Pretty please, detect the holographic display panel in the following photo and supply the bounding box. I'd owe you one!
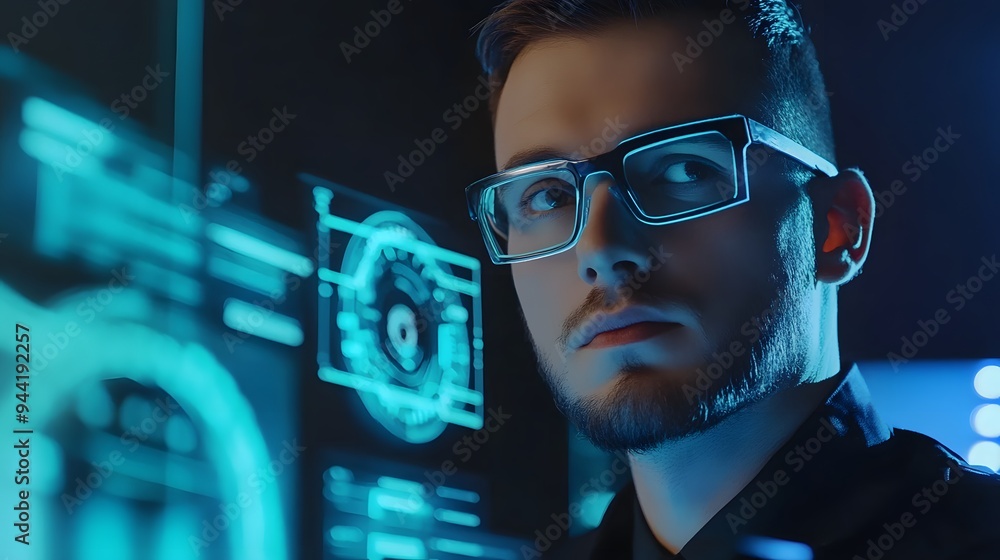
[0,50,302,560]
[311,177,485,444]
[321,450,525,560]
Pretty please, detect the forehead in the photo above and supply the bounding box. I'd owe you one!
[493,18,765,171]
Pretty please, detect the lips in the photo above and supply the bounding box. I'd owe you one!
[586,321,683,349]
[567,304,689,350]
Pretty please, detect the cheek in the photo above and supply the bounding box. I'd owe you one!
[675,208,762,269]
[671,208,782,313]
[512,261,571,341]
[512,263,544,320]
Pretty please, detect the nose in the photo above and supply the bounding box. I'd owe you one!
[574,171,654,287]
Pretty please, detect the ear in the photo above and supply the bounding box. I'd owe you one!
[809,168,875,286]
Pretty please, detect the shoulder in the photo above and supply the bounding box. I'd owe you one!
[888,428,1000,492]
[883,428,1000,555]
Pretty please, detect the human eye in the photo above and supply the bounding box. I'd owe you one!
[518,179,576,218]
[641,155,733,204]
[655,158,727,185]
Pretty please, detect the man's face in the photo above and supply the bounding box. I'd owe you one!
[493,19,823,452]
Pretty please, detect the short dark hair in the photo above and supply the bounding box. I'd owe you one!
[474,0,836,163]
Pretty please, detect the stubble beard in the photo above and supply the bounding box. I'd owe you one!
[525,200,816,454]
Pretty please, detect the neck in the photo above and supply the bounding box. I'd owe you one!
[628,367,841,554]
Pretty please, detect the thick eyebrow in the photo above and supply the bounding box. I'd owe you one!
[501,147,571,172]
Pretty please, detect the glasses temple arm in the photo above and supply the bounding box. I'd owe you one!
[748,120,838,178]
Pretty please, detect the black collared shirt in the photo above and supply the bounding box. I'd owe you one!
[549,363,1000,559]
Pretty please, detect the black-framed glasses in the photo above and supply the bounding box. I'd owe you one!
[465,114,838,265]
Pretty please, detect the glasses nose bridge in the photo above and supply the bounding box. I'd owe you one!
[581,169,618,206]
[579,169,632,224]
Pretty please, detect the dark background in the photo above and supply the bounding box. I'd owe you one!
[2,0,997,553]
[4,0,996,364]
[197,0,997,364]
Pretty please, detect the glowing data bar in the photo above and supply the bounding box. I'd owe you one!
[377,476,425,495]
[207,255,286,297]
[435,486,480,503]
[22,96,116,153]
[318,266,359,289]
[429,537,485,557]
[329,525,364,544]
[438,407,484,430]
[367,532,427,560]
[222,298,304,347]
[370,488,428,518]
[206,223,314,277]
[434,508,481,527]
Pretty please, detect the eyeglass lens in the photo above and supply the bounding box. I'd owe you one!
[482,131,738,259]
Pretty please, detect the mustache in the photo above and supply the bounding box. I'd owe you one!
[556,287,679,351]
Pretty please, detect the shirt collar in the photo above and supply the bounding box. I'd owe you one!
[620,362,892,560]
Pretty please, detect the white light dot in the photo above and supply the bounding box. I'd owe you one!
[974,365,1000,399]
[971,404,1000,438]
[968,441,1000,472]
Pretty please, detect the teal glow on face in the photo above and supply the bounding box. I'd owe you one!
[313,187,485,444]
